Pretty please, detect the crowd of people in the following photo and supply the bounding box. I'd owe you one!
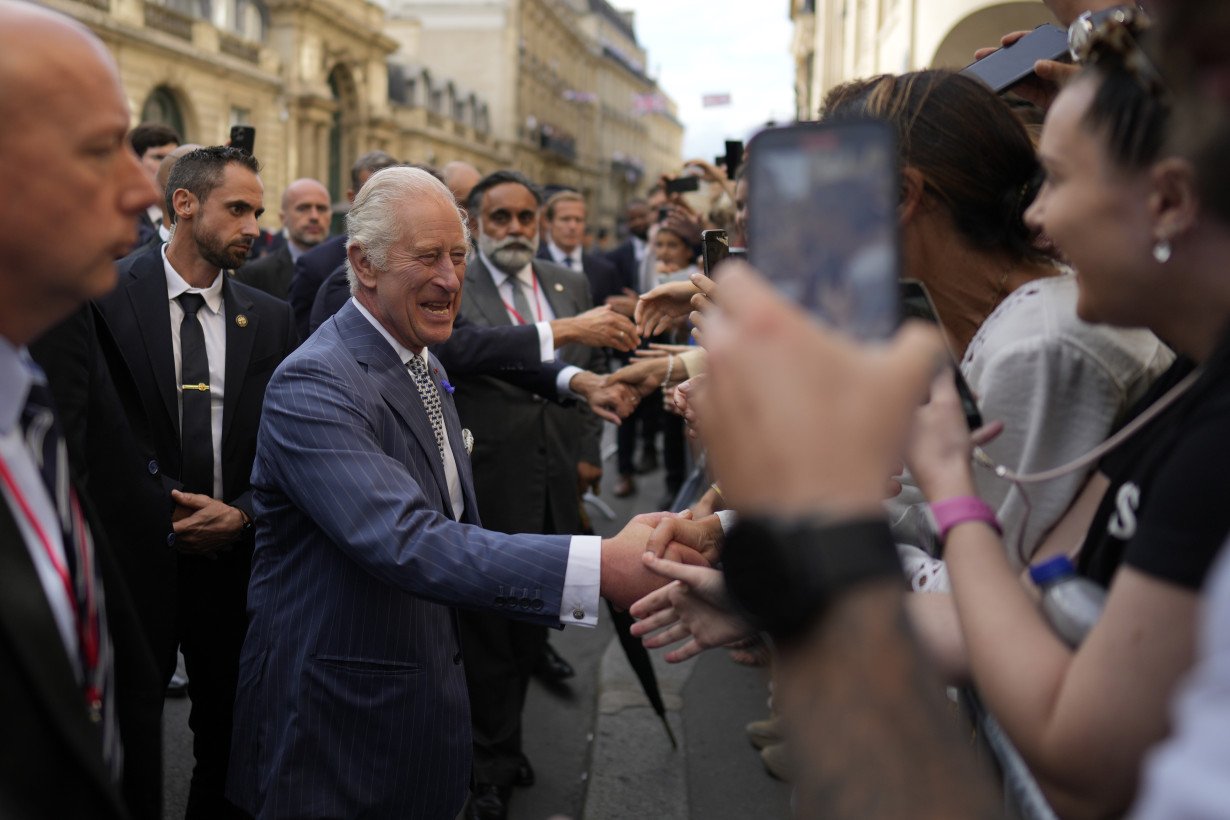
[4,0,1230,818]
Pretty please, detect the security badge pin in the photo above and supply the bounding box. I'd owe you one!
[553,283,564,292]
[235,314,248,328]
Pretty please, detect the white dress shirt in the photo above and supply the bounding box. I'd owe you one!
[350,297,600,626]
[546,239,582,272]
[162,246,226,500]
[0,339,80,673]
[477,249,582,398]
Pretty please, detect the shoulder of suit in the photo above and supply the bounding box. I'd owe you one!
[584,252,617,272]
[226,275,293,314]
[114,242,163,279]
[534,257,584,283]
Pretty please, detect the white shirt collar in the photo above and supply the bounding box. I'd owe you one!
[547,239,579,267]
[0,336,34,435]
[350,296,429,367]
[162,245,224,314]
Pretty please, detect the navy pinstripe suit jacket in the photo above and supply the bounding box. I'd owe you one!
[227,301,574,819]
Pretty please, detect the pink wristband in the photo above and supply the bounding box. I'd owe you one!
[930,495,1001,543]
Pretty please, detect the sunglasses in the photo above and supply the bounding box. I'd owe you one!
[1068,5,1166,92]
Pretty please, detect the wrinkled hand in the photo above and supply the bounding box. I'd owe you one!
[905,373,1004,503]
[171,490,246,554]
[605,288,639,318]
[673,374,705,439]
[577,461,603,495]
[554,305,638,352]
[697,263,946,518]
[600,512,710,611]
[635,280,701,337]
[629,554,754,663]
[647,512,725,564]
[605,357,668,399]
[973,30,1077,111]
[570,370,640,424]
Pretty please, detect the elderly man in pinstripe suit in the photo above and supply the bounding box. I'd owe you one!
[226,167,706,820]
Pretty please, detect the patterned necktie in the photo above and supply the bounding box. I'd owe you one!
[505,273,535,325]
[21,380,122,779]
[177,292,214,495]
[406,356,447,463]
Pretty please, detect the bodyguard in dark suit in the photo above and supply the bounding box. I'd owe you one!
[227,167,701,820]
[604,197,652,295]
[234,177,331,300]
[97,146,296,819]
[288,151,400,337]
[0,5,163,817]
[538,190,625,306]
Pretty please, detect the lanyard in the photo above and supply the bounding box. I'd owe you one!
[501,273,543,325]
[0,454,101,708]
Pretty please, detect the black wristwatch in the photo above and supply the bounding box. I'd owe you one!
[722,516,901,643]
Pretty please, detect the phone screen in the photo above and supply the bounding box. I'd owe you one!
[747,120,899,340]
[702,229,729,277]
[230,125,256,156]
[900,279,984,430]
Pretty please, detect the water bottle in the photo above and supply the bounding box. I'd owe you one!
[1028,556,1107,648]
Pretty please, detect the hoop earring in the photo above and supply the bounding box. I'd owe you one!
[1153,239,1172,264]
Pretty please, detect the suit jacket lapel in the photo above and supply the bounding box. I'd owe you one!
[465,257,516,328]
[0,502,124,814]
[335,304,454,510]
[221,277,257,452]
[534,261,578,320]
[428,353,479,523]
[124,254,179,434]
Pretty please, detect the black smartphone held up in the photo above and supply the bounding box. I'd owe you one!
[899,279,984,430]
[960,24,1070,94]
[721,140,744,179]
[702,229,729,277]
[747,119,900,340]
[664,175,701,195]
[229,125,256,156]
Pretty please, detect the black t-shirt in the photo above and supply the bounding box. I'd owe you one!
[1077,331,1230,590]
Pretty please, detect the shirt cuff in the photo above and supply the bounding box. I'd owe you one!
[716,509,738,535]
[556,365,583,399]
[561,534,601,628]
[534,321,555,362]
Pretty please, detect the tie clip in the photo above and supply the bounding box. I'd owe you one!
[181,383,210,392]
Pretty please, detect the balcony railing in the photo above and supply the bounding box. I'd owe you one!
[219,31,260,63]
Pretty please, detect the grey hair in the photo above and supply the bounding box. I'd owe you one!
[345,166,471,294]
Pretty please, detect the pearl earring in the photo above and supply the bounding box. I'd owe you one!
[1153,239,1172,264]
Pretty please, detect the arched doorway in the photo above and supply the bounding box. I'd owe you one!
[326,64,359,224]
[929,2,1054,69]
[141,85,187,139]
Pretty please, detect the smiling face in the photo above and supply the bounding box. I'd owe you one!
[654,229,691,269]
[0,5,159,342]
[1025,76,1159,326]
[352,195,469,353]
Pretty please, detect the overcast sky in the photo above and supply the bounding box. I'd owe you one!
[615,0,796,163]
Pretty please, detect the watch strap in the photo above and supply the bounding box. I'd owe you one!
[722,516,901,643]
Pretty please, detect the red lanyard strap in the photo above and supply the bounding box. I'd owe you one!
[501,273,543,325]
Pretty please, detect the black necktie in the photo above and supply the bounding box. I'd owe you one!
[177,293,213,495]
[21,380,122,779]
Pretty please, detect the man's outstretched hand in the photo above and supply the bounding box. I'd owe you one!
[599,512,709,610]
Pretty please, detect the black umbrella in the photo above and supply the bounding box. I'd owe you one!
[607,601,678,749]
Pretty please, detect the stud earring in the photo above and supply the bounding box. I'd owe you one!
[1153,239,1172,264]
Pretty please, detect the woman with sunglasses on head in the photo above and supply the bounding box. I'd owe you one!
[906,11,1230,816]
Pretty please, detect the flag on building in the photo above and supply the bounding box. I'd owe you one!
[702,92,732,108]
[632,91,669,115]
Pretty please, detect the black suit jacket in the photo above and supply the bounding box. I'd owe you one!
[0,478,161,820]
[289,233,347,340]
[30,305,179,681]
[537,244,624,305]
[604,238,642,293]
[233,243,294,300]
[96,245,297,523]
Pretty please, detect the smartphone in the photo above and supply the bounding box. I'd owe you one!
[229,125,256,156]
[899,279,984,430]
[960,24,1070,94]
[747,119,900,340]
[664,175,700,194]
[701,229,729,277]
